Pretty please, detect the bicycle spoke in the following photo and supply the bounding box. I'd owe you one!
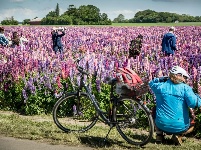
[53,92,98,132]
[116,98,154,146]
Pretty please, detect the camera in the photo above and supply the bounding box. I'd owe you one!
[52,27,66,32]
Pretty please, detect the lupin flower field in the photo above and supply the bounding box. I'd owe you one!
[0,25,201,137]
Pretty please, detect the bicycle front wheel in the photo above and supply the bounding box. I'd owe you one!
[53,92,98,132]
[115,97,154,146]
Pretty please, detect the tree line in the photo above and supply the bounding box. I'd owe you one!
[1,4,201,25]
[114,9,201,23]
[40,4,112,25]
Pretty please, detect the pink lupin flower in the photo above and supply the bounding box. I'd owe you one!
[56,75,62,89]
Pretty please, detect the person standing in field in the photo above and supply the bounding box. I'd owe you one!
[161,26,177,56]
[19,33,29,50]
[0,27,10,46]
[128,34,143,59]
[51,27,65,54]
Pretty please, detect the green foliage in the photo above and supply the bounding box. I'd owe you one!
[122,9,201,23]
[22,19,31,25]
[1,75,201,137]
[0,78,24,112]
[1,19,18,25]
[113,14,125,23]
[41,4,112,25]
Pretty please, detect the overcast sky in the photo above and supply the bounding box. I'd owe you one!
[0,0,201,22]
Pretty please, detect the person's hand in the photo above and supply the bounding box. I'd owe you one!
[157,70,163,77]
[159,76,169,82]
[191,112,196,120]
[190,108,196,120]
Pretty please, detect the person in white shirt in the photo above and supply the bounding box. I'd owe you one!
[20,33,29,50]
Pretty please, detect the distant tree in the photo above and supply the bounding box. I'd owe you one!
[22,19,31,25]
[128,9,201,23]
[55,3,60,17]
[58,15,72,25]
[1,16,18,25]
[100,13,112,25]
[46,11,57,18]
[78,5,101,24]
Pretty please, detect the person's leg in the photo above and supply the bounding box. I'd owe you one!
[54,46,58,54]
[171,135,182,146]
[155,124,165,143]
[59,46,63,54]
[151,106,165,143]
[182,126,194,135]
[164,51,171,56]
[172,124,194,146]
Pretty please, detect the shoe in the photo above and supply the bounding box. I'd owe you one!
[156,134,164,144]
[171,135,182,146]
[181,136,187,142]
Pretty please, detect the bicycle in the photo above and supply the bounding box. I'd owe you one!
[53,56,154,146]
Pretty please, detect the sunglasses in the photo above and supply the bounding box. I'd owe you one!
[177,73,188,80]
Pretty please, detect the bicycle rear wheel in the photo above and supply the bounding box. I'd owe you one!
[53,92,98,132]
[115,97,154,146]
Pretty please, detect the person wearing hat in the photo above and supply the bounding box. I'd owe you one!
[51,27,65,54]
[149,66,201,145]
[161,26,177,56]
[0,27,10,46]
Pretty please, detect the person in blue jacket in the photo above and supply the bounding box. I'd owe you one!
[0,27,9,46]
[161,26,177,56]
[51,27,65,54]
[149,66,201,145]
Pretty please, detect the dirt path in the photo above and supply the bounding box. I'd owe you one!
[0,136,96,150]
[0,111,103,150]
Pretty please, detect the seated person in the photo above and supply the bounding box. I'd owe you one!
[149,66,201,145]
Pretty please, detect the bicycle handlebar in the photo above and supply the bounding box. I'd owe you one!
[105,76,118,85]
[77,66,89,76]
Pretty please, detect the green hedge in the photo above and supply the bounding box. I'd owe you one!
[0,76,201,138]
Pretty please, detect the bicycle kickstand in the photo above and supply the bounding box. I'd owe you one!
[103,124,114,144]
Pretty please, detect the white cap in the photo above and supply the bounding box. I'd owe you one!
[170,26,175,31]
[52,27,57,31]
[170,66,190,78]
[58,27,64,30]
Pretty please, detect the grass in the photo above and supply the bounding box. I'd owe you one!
[111,22,201,26]
[1,22,201,27]
[0,111,201,150]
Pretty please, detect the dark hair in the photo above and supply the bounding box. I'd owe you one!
[13,31,18,36]
[137,34,143,39]
[0,27,4,32]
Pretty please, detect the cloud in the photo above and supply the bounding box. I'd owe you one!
[0,8,42,21]
[10,0,25,2]
[152,0,184,2]
[102,9,137,19]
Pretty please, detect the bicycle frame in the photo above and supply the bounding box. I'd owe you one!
[77,71,118,126]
